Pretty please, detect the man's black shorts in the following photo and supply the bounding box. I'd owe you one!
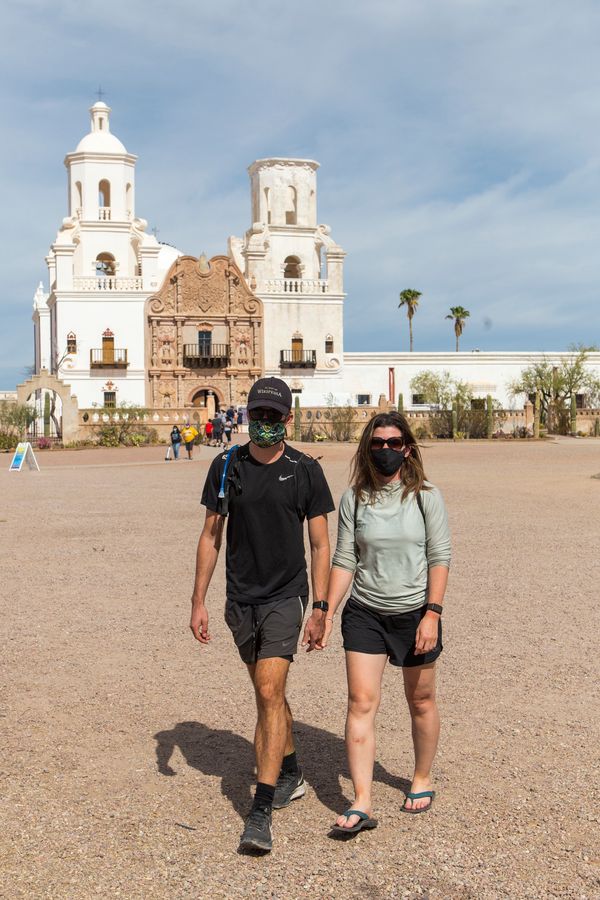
[341,597,443,667]
[224,595,308,665]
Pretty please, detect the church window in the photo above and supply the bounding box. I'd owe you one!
[284,256,301,280]
[325,335,334,354]
[96,253,116,277]
[357,394,371,406]
[471,398,485,410]
[412,394,425,406]
[126,183,132,218]
[67,332,77,354]
[102,329,115,365]
[291,336,303,363]
[104,391,116,408]
[285,186,297,225]
[264,188,271,225]
[75,181,82,215]
[576,393,585,409]
[198,330,212,355]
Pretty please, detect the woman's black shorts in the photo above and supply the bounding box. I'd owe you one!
[341,597,443,667]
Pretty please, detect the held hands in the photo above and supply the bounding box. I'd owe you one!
[190,601,211,644]
[414,611,439,655]
[301,610,328,652]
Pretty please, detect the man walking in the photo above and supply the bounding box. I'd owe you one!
[190,377,334,853]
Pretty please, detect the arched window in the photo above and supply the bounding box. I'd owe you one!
[264,187,271,225]
[283,256,301,280]
[325,335,334,354]
[75,182,82,216]
[96,253,116,277]
[126,183,132,218]
[98,180,111,219]
[285,186,297,225]
[67,332,77,354]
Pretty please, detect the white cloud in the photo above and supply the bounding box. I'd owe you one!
[1,0,600,385]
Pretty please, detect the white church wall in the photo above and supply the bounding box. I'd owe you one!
[341,351,600,409]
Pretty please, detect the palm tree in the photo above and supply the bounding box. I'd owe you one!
[398,289,421,352]
[446,306,470,351]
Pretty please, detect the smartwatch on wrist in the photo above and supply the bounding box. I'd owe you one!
[312,601,329,612]
[426,603,443,616]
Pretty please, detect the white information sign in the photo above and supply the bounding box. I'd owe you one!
[9,442,40,472]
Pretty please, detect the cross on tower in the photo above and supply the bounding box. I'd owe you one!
[96,85,105,102]
[151,226,160,240]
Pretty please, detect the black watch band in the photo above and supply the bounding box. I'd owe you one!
[312,601,329,612]
[426,603,443,616]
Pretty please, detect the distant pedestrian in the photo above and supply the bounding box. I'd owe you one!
[181,422,199,460]
[169,425,182,460]
[211,415,223,446]
[236,408,244,431]
[223,417,233,446]
[205,420,213,445]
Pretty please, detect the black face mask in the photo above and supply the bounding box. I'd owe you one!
[371,448,406,476]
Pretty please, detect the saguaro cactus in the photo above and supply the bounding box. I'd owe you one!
[397,392,404,413]
[570,394,577,436]
[294,395,301,442]
[451,401,458,438]
[486,394,493,439]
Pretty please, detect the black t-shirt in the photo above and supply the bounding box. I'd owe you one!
[201,443,335,604]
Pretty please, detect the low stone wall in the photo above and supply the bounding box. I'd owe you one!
[72,402,600,443]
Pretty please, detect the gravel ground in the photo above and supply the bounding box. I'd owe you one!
[1,439,599,899]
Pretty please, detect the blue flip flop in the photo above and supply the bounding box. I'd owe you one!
[401,790,435,814]
[331,809,378,834]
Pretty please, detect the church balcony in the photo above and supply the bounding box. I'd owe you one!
[90,349,129,368]
[280,350,317,369]
[73,276,144,292]
[183,344,230,368]
[98,207,111,221]
[262,278,329,294]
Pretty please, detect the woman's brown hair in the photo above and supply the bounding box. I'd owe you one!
[350,411,429,503]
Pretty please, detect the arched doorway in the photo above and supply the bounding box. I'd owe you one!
[191,389,219,418]
[17,370,80,444]
[25,389,64,442]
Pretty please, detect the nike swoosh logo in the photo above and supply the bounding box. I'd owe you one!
[279,474,295,482]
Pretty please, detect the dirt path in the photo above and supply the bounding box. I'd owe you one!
[1,440,599,898]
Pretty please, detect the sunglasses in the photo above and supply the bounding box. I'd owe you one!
[370,437,405,451]
[248,407,285,423]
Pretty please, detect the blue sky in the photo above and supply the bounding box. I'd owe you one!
[1,0,599,388]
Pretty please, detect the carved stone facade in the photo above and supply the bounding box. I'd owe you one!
[146,254,263,412]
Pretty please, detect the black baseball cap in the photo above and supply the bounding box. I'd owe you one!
[247,377,292,415]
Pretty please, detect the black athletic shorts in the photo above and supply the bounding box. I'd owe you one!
[224,595,308,665]
[341,597,443,668]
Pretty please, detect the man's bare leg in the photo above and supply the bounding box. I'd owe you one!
[246,657,291,785]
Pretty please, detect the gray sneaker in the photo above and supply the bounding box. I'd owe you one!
[239,805,272,853]
[272,769,306,809]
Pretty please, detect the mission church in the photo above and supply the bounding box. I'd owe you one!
[32,101,596,419]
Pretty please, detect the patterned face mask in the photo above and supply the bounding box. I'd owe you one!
[248,419,286,448]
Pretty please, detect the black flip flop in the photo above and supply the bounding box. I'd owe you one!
[330,809,378,834]
[401,790,435,814]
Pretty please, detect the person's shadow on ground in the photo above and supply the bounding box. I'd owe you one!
[154,720,410,821]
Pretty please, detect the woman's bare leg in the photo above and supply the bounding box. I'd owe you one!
[336,651,387,828]
[402,662,439,810]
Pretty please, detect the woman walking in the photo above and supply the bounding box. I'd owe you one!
[323,411,450,832]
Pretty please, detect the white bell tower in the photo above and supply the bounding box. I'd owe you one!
[229,158,346,405]
[36,101,164,409]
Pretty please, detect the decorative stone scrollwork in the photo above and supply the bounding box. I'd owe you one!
[324,356,341,369]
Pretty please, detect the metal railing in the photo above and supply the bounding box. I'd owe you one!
[183,344,230,367]
[90,348,129,368]
[280,350,317,368]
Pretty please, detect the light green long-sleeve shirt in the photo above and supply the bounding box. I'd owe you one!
[331,481,451,614]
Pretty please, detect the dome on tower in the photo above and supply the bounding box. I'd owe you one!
[75,102,127,154]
